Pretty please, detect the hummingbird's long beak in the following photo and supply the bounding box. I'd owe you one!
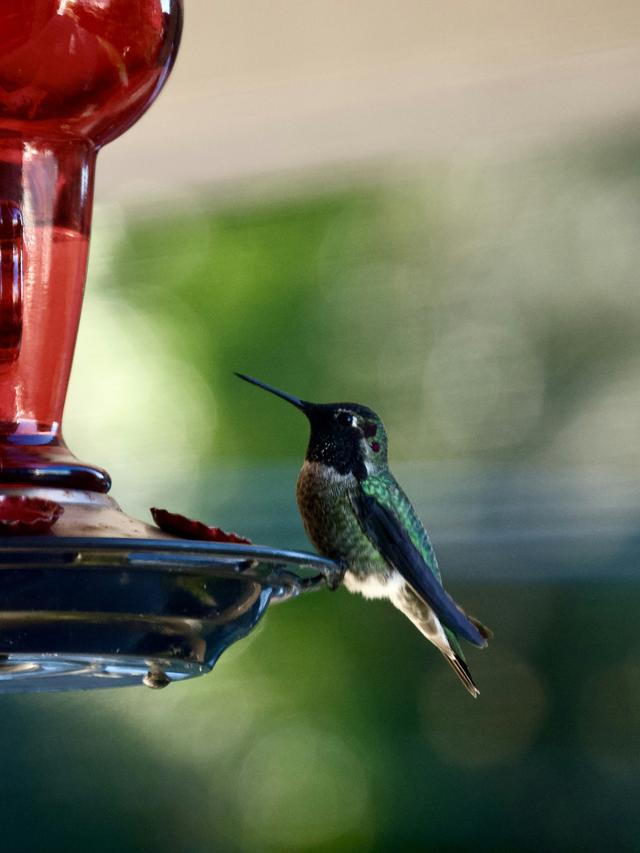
[235,373,310,413]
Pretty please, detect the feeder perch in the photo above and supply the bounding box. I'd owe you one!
[0,1,338,692]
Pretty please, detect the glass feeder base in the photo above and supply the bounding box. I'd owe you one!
[0,536,338,693]
[0,653,207,693]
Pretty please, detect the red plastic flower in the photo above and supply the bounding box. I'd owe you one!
[150,508,251,544]
[0,495,63,535]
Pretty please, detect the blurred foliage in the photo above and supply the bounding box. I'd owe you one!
[43,132,640,851]
[70,134,640,492]
[2,582,640,851]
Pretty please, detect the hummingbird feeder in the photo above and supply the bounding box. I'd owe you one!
[0,0,337,693]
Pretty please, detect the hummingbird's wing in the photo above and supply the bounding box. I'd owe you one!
[350,483,486,648]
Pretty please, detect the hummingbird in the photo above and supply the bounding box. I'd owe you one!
[236,373,492,697]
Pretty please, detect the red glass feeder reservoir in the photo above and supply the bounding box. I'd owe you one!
[0,0,184,489]
[0,1,338,692]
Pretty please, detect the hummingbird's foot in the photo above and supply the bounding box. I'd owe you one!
[326,565,346,591]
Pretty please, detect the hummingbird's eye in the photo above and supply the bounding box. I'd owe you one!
[336,411,356,428]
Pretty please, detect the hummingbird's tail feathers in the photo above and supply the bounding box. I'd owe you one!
[442,649,480,698]
[469,615,493,642]
[392,583,481,697]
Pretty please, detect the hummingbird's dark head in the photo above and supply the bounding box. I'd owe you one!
[235,374,388,480]
[304,402,388,479]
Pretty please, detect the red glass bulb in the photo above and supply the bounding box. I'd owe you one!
[0,0,183,491]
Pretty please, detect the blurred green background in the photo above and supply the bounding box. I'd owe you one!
[0,131,631,852]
